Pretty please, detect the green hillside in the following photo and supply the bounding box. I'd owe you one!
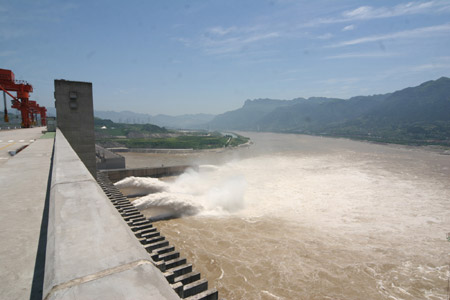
[207,77,450,146]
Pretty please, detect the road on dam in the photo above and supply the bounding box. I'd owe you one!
[0,127,46,166]
[0,127,53,299]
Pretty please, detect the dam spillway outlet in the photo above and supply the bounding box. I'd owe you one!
[96,172,219,300]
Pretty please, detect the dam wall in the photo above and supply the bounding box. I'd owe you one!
[96,144,126,170]
[43,129,180,299]
[103,165,196,183]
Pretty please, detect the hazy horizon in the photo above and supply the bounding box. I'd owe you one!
[2,1,450,115]
[42,75,449,118]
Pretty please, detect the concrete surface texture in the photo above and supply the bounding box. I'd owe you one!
[54,80,96,177]
[96,144,126,170]
[0,127,53,299]
[44,129,179,299]
[0,126,46,166]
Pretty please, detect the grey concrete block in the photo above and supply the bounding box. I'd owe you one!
[165,257,187,270]
[164,271,175,284]
[174,270,200,285]
[172,264,194,279]
[141,236,165,245]
[130,222,154,231]
[183,278,208,298]
[159,251,180,262]
[145,241,169,252]
[124,216,146,223]
[185,288,218,300]
[135,227,157,238]
[55,80,96,177]
[171,282,183,297]
[141,231,160,239]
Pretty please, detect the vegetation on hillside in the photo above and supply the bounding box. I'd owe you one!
[94,117,168,137]
[94,118,249,150]
[207,77,450,147]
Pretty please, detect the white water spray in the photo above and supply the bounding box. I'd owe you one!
[115,164,246,218]
[114,176,169,196]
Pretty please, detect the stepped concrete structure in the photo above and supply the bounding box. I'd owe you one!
[0,80,219,300]
[0,127,181,299]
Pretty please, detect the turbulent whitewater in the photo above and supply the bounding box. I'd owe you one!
[116,166,246,218]
[118,132,450,300]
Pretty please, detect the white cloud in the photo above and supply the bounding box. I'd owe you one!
[342,24,355,31]
[203,31,281,54]
[317,33,333,40]
[316,77,362,86]
[410,62,450,71]
[206,26,237,36]
[342,1,435,20]
[343,6,372,19]
[179,25,282,55]
[325,52,397,59]
[304,1,450,27]
[409,56,450,72]
[328,23,450,48]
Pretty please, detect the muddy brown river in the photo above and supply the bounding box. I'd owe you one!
[119,132,450,300]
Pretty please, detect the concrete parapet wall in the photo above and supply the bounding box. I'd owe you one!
[44,129,179,299]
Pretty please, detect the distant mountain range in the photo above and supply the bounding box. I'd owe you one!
[45,107,215,129]
[93,111,215,129]
[46,77,450,145]
[207,77,450,145]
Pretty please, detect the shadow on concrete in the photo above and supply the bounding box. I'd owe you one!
[29,142,54,300]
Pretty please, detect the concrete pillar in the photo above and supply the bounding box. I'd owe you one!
[54,80,96,177]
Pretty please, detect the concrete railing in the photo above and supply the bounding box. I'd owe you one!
[43,130,179,299]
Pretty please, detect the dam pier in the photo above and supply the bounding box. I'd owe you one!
[0,79,220,299]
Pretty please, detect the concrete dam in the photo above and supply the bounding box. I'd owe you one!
[0,127,219,299]
[0,79,220,299]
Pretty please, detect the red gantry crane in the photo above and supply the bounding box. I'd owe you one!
[0,68,47,127]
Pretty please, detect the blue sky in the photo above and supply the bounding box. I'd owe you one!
[1,0,450,115]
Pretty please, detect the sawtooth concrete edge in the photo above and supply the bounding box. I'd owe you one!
[43,129,179,300]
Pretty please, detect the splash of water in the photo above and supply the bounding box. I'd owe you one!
[114,176,169,196]
[115,164,246,217]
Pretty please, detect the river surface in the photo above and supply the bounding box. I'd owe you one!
[119,132,450,300]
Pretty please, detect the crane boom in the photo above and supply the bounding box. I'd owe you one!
[0,68,46,127]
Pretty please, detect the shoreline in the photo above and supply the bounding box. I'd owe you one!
[239,130,450,155]
[106,140,253,154]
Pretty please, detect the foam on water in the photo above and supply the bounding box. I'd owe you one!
[114,176,169,196]
[115,132,450,299]
[133,192,201,216]
[116,165,246,217]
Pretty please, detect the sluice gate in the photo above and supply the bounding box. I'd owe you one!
[96,172,219,300]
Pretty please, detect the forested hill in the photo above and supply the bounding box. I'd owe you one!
[207,77,450,145]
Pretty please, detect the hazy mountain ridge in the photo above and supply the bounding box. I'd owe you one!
[45,107,215,129]
[92,110,215,129]
[207,77,450,145]
[257,94,390,131]
[208,97,342,130]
